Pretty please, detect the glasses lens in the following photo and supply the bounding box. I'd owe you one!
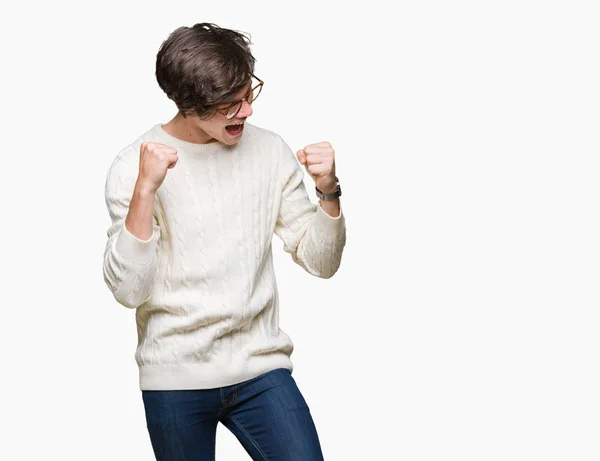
[226,101,242,119]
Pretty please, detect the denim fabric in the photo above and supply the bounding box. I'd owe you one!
[142,368,325,461]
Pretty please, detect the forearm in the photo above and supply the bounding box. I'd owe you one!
[294,204,346,278]
[318,198,340,218]
[104,173,161,309]
[125,182,156,241]
[275,136,346,277]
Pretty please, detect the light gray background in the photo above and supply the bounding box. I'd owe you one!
[1,1,598,460]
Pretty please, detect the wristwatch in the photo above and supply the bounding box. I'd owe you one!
[315,176,342,201]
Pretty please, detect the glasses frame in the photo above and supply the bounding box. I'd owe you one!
[215,74,264,120]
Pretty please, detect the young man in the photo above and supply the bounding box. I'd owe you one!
[103,22,346,460]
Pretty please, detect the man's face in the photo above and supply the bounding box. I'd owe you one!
[192,80,254,146]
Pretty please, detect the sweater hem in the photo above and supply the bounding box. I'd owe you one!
[138,353,293,390]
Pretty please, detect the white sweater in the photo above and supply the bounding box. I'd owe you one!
[103,122,346,390]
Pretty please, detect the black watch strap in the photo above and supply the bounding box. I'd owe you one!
[315,176,342,201]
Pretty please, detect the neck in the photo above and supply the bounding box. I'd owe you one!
[162,112,217,144]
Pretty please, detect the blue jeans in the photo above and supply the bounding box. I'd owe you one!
[141,368,325,461]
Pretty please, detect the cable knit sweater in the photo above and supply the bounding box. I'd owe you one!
[102,122,346,390]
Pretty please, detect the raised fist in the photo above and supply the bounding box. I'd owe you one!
[137,141,178,193]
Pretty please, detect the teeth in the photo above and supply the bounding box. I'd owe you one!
[227,123,242,132]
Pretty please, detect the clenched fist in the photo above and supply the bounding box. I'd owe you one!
[137,141,179,193]
[296,141,337,193]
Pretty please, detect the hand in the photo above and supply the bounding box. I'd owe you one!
[137,141,179,193]
[296,141,337,193]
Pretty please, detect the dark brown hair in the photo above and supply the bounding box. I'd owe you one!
[155,23,256,119]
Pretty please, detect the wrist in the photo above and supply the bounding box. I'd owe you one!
[315,176,341,201]
[135,180,157,197]
[316,176,337,195]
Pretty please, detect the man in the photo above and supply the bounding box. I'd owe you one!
[103,22,346,461]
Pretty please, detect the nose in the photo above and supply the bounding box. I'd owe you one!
[237,99,253,118]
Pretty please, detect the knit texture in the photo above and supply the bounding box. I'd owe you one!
[103,122,346,390]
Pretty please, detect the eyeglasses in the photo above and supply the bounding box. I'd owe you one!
[215,74,264,120]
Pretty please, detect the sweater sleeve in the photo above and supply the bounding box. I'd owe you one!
[273,136,346,278]
[102,152,161,309]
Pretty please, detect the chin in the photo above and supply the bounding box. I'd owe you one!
[221,137,239,146]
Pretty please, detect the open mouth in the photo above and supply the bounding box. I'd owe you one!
[225,123,244,136]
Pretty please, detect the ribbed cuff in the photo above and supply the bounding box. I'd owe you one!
[115,223,160,263]
[314,201,345,233]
